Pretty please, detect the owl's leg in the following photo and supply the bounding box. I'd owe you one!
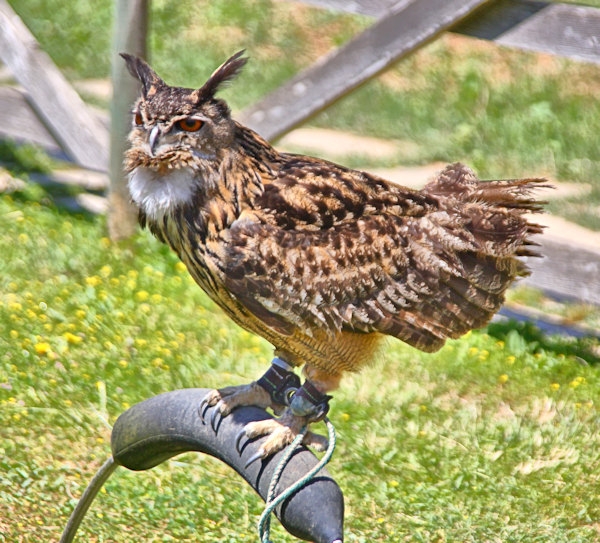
[237,365,340,465]
[200,358,301,427]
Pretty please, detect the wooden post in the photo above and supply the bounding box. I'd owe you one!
[108,0,149,241]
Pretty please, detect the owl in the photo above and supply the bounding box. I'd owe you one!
[121,50,547,463]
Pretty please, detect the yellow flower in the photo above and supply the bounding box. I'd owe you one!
[550,383,560,391]
[9,330,18,339]
[34,342,51,355]
[100,237,111,249]
[8,302,22,312]
[569,376,586,388]
[498,374,509,384]
[505,355,516,365]
[135,290,149,302]
[175,262,187,273]
[63,332,83,345]
[99,265,112,278]
[85,276,102,287]
[118,359,128,368]
[468,347,479,356]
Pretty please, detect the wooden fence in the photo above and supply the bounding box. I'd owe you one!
[0,0,599,308]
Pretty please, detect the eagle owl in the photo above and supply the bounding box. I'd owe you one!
[122,50,546,462]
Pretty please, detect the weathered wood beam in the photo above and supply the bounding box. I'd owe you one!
[290,0,600,64]
[455,1,600,64]
[108,0,149,240]
[240,0,494,141]
[0,86,62,154]
[0,0,108,171]
[524,238,600,306]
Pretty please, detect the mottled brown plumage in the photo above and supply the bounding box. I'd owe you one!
[122,51,547,457]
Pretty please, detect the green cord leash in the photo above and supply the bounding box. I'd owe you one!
[258,417,337,543]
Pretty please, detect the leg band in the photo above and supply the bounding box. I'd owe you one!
[290,381,332,422]
[256,361,301,407]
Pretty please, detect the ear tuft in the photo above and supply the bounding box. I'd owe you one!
[196,50,248,102]
[120,53,165,98]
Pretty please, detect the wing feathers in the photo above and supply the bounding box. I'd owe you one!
[221,162,547,352]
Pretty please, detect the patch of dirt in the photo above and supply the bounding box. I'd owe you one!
[278,127,407,161]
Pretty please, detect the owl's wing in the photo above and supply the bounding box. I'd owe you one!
[222,163,541,352]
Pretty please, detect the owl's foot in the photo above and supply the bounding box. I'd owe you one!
[200,382,273,429]
[199,359,302,428]
[201,359,334,463]
[236,409,329,467]
[237,379,333,466]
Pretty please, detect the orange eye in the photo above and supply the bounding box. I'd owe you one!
[177,118,203,132]
[134,112,143,126]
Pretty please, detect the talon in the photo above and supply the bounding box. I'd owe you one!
[210,405,222,431]
[244,450,265,469]
[235,429,248,454]
[199,399,210,424]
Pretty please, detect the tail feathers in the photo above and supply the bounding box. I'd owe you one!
[379,164,550,352]
[424,163,549,260]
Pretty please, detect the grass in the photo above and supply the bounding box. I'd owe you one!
[1,177,600,541]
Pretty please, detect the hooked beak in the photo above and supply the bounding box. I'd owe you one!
[148,125,160,157]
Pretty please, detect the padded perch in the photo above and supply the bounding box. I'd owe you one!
[61,388,344,542]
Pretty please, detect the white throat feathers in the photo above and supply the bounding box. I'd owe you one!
[128,166,198,221]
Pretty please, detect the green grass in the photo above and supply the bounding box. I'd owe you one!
[2,186,600,541]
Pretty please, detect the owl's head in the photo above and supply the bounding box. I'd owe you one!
[121,51,247,172]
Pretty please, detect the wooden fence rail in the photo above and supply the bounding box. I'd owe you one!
[243,0,600,139]
[0,0,108,171]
